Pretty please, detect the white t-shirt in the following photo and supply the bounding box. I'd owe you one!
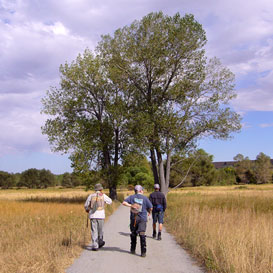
[84,191,112,219]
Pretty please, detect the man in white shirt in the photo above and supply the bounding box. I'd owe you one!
[84,183,112,251]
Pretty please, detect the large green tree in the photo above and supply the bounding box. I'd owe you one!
[41,50,129,199]
[98,12,241,194]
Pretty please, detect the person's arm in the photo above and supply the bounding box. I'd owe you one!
[147,199,153,216]
[84,195,91,212]
[103,194,112,205]
[122,200,132,208]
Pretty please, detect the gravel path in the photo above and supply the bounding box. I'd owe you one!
[66,205,204,273]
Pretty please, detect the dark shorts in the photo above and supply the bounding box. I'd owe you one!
[152,211,164,224]
[130,216,147,234]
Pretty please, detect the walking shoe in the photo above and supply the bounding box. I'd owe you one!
[99,241,105,248]
[152,230,156,239]
[141,253,146,257]
[157,232,162,240]
[130,249,136,254]
[91,248,98,251]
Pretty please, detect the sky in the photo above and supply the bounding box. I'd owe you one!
[0,0,273,174]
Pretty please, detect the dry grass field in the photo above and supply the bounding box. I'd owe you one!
[0,188,120,273]
[165,185,273,273]
[2,185,272,273]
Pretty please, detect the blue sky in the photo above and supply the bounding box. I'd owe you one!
[0,0,272,174]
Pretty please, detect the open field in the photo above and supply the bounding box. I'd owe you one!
[2,185,273,273]
[0,188,120,273]
[165,184,273,273]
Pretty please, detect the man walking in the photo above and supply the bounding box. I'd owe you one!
[84,183,112,251]
[122,185,152,257]
[149,184,167,240]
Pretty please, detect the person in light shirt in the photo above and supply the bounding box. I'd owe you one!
[84,183,112,251]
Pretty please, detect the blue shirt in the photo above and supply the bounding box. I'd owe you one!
[125,193,153,221]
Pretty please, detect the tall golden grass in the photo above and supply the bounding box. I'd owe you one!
[165,185,273,273]
[0,189,120,273]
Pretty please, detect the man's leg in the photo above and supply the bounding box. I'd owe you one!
[157,225,162,240]
[139,232,146,257]
[138,221,147,257]
[130,221,137,254]
[97,219,105,248]
[157,212,164,240]
[152,212,157,238]
[152,223,156,238]
[91,219,99,250]
[159,223,163,231]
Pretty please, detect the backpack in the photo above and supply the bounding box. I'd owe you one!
[89,193,104,213]
[130,197,143,214]
[130,197,144,227]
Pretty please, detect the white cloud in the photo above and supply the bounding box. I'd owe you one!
[0,92,49,156]
[1,0,273,160]
[259,123,273,128]
[232,88,273,112]
[241,122,252,129]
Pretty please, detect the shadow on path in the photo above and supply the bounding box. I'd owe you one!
[118,232,130,237]
[119,231,154,240]
[100,246,131,254]
[83,245,131,254]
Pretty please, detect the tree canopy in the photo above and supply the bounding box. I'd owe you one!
[42,12,241,196]
[98,12,241,193]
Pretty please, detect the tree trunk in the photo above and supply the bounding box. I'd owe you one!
[109,186,117,200]
[156,148,168,195]
[165,150,171,193]
[150,148,160,185]
[114,128,119,167]
[102,146,118,200]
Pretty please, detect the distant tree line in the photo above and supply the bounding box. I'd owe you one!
[0,169,84,189]
[170,150,273,187]
[0,150,272,189]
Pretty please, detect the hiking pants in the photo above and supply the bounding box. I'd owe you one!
[130,216,147,254]
[90,219,104,249]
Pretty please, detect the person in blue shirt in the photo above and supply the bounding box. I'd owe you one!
[122,185,153,257]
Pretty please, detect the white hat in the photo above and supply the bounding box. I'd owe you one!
[134,185,143,192]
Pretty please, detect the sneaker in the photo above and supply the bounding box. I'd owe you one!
[157,232,162,240]
[141,253,146,257]
[99,241,105,248]
[152,231,156,239]
[130,249,136,254]
[91,248,98,251]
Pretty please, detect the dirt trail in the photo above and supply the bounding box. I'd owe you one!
[66,205,204,273]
